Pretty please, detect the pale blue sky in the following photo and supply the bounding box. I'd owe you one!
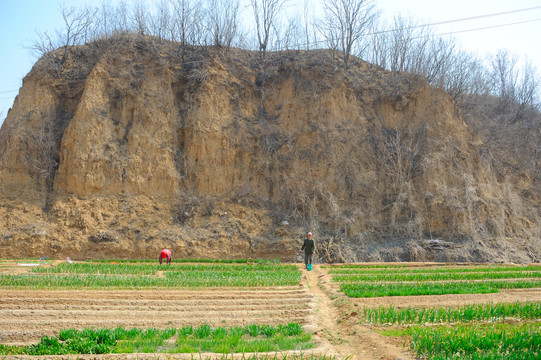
[1,0,541,127]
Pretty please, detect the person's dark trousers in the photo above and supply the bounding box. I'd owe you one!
[304,252,312,265]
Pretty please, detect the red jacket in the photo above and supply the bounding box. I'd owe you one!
[159,249,172,264]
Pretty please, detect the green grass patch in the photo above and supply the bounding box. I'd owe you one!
[326,264,541,359]
[90,258,282,264]
[322,264,407,269]
[31,262,298,275]
[340,280,541,297]
[0,324,312,355]
[0,262,301,289]
[363,301,541,325]
[327,265,541,274]
[410,322,541,360]
[332,270,541,282]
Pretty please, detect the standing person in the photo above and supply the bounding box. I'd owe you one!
[159,248,172,265]
[300,232,316,269]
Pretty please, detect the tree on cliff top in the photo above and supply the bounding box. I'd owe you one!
[320,0,379,69]
[250,0,289,56]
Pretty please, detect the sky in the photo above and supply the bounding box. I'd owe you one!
[1,0,541,127]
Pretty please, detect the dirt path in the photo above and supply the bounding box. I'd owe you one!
[301,265,414,360]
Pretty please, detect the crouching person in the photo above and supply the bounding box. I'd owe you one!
[159,248,172,265]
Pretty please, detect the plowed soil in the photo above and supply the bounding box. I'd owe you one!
[0,288,312,346]
[1,263,540,360]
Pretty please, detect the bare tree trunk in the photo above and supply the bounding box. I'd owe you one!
[149,0,172,40]
[250,0,289,56]
[321,0,378,69]
[206,0,241,48]
[131,0,148,36]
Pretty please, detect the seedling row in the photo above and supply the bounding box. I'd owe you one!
[0,262,302,289]
[332,270,541,282]
[327,264,541,297]
[328,263,541,359]
[409,322,540,360]
[0,323,312,356]
[327,265,541,274]
[32,262,299,274]
[340,279,541,297]
[363,301,541,326]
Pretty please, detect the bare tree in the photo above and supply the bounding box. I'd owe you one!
[149,0,173,40]
[368,15,433,74]
[488,49,541,121]
[321,0,378,69]
[206,0,241,48]
[491,49,518,106]
[250,0,289,55]
[131,0,149,36]
[94,2,114,38]
[84,0,129,36]
[418,36,457,85]
[172,0,204,48]
[114,0,131,34]
[275,14,303,50]
[439,50,480,101]
[62,4,98,46]
[515,60,541,114]
[31,30,56,59]
[366,21,389,69]
[31,4,97,61]
[387,16,420,72]
[380,126,424,190]
[301,0,318,50]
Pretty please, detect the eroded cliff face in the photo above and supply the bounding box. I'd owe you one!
[0,35,539,262]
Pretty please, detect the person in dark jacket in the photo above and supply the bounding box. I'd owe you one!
[300,232,316,268]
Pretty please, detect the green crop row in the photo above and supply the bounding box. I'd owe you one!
[331,271,541,283]
[31,262,298,275]
[363,301,541,325]
[0,323,311,355]
[0,268,301,289]
[165,270,301,287]
[328,265,541,275]
[409,322,540,360]
[322,264,407,269]
[32,263,157,275]
[90,258,280,264]
[340,280,541,297]
[0,261,302,289]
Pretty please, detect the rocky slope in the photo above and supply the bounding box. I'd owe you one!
[0,35,539,263]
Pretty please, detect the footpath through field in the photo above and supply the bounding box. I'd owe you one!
[301,264,415,360]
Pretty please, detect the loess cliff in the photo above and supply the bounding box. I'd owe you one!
[0,35,540,263]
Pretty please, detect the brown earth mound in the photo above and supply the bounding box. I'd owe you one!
[0,35,540,262]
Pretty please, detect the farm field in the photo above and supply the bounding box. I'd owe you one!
[0,260,540,359]
[320,263,541,360]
